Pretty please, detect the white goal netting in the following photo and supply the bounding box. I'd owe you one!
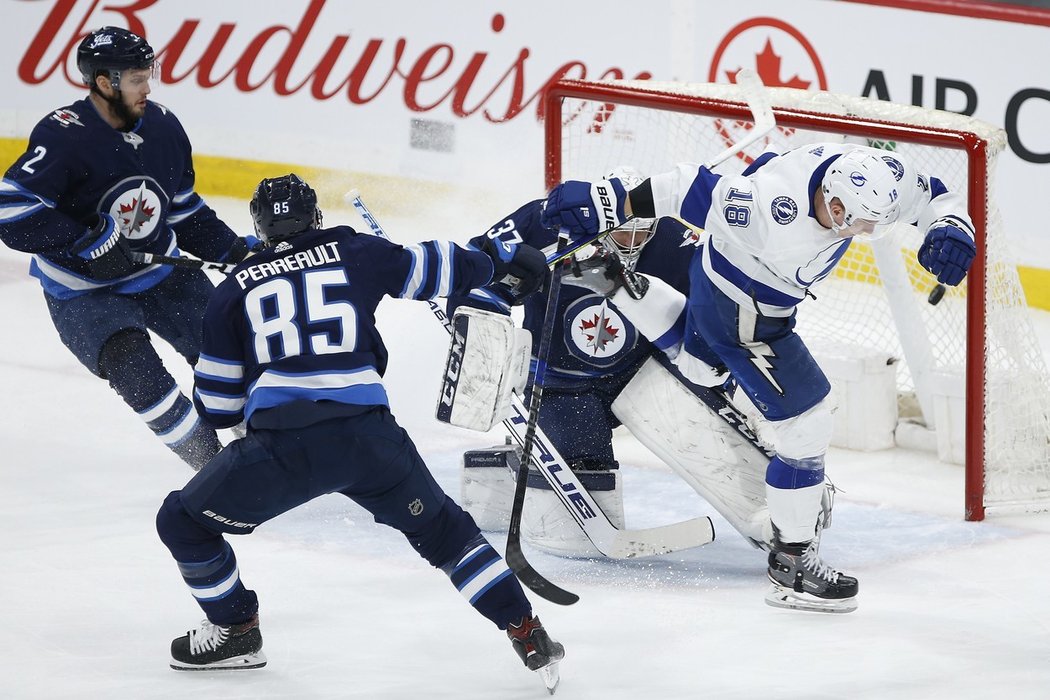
[547,79,1050,518]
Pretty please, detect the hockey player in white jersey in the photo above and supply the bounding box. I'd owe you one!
[541,143,977,613]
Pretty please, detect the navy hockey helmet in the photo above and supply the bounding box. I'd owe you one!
[250,174,322,245]
[77,26,156,90]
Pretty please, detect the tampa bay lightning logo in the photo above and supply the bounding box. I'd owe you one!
[770,196,798,225]
[563,296,636,366]
[881,155,905,181]
[850,171,867,187]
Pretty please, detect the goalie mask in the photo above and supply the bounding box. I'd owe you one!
[77,26,157,91]
[250,173,323,245]
[602,166,654,269]
[821,149,901,239]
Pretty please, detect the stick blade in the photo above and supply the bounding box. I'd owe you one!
[505,540,580,606]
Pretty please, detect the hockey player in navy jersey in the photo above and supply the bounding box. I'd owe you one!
[0,27,258,470]
[541,144,977,613]
[155,174,564,686]
[447,171,706,556]
[449,175,831,559]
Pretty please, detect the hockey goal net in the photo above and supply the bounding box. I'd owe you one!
[544,79,1050,521]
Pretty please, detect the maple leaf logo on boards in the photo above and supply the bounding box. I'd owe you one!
[708,18,827,164]
[579,309,620,354]
[726,39,811,90]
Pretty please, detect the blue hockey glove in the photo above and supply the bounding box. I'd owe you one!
[71,213,135,280]
[918,222,976,287]
[540,178,628,237]
[224,235,265,263]
[484,238,548,303]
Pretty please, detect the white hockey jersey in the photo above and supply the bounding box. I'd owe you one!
[647,143,975,317]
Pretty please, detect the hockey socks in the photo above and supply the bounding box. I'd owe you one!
[156,493,259,625]
[100,329,220,469]
[443,533,532,629]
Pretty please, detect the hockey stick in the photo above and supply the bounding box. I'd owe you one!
[130,251,239,274]
[503,235,579,605]
[544,68,776,268]
[345,191,576,604]
[345,190,716,563]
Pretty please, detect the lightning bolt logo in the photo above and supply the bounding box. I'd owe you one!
[747,343,785,396]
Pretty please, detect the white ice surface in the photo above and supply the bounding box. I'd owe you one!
[1,197,1049,699]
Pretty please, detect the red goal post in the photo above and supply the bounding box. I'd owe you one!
[543,79,1050,521]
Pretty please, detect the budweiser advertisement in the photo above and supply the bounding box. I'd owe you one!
[3,0,1048,262]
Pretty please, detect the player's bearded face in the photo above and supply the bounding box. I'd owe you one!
[100,67,152,128]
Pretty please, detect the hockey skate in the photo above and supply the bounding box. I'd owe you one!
[169,614,266,670]
[507,615,565,694]
[765,537,858,614]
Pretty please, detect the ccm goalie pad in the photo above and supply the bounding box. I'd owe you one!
[436,307,530,432]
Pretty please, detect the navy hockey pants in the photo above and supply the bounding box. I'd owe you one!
[156,406,532,627]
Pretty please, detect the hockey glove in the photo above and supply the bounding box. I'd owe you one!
[484,238,548,303]
[540,178,628,237]
[72,213,136,281]
[918,222,975,287]
[224,235,265,263]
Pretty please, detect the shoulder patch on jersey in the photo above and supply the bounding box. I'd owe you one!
[881,155,905,181]
[770,196,798,225]
[153,101,170,115]
[49,109,84,128]
[917,174,930,193]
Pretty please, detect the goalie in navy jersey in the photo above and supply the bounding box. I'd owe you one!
[0,27,259,470]
[155,174,564,682]
[448,170,831,560]
[447,170,711,557]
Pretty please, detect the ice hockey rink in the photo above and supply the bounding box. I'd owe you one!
[2,195,1048,700]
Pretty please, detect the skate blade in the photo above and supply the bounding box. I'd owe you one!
[539,661,561,695]
[170,651,268,671]
[764,584,858,614]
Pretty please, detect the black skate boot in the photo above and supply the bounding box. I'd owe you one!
[766,537,858,614]
[170,614,266,670]
[508,615,564,694]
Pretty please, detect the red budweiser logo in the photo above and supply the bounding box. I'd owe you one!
[19,0,653,123]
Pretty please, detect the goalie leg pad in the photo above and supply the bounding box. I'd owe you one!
[612,356,775,547]
[522,469,624,558]
[436,308,530,432]
[460,444,519,531]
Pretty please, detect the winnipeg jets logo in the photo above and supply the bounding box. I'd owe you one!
[89,34,115,49]
[104,178,165,240]
[565,296,635,366]
[580,307,620,353]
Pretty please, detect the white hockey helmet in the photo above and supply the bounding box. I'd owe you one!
[821,149,902,238]
[603,166,654,267]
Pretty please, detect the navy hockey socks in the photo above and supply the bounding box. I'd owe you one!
[443,533,532,630]
[156,492,259,626]
[99,330,220,469]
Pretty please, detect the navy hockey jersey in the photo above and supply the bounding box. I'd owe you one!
[0,97,239,298]
[447,200,698,388]
[193,226,496,429]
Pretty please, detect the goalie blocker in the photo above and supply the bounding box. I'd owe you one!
[436,307,531,432]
